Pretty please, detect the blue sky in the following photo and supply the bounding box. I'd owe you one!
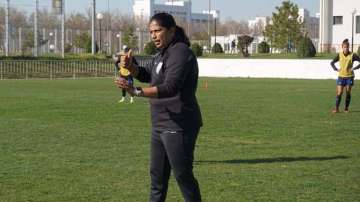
[1,0,319,21]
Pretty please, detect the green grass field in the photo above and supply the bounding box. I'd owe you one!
[1,78,359,201]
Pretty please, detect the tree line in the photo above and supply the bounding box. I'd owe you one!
[0,1,318,57]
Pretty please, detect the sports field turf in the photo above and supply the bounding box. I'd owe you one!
[0,78,359,201]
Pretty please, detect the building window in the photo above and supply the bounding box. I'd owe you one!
[333,16,343,25]
[356,16,360,34]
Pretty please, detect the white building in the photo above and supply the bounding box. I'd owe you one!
[248,17,271,31]
[210,34,240,53]
[243,9,319,53]
[298,8,319,49]
[319,0,360,52]
[298,8,319,40]
[133,0,219,24]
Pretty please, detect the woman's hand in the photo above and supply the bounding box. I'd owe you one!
[114,77,131,89]
[113,77,137,96]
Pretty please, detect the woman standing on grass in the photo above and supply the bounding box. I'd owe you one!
[331,39,360,113]
[115,13,202,201]
[115,47,134,103]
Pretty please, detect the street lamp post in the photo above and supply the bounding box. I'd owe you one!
[208,0,211,48]
[214,12,218,46]
[92,0,96,54]
[136,27,141,54]
[351,9,357,53]
[5,0,10,56]
[97,13,104,53]
[49,32,54,52]
[116,33,122,52]
[107,0,111,54]
[61,0,65,58]
[34,0,39,57]
[287,15,293,53]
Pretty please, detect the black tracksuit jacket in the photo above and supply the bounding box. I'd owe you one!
[135,40,202,131]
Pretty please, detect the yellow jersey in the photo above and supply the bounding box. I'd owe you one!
[119,64,130,76]
[338,52,354,78]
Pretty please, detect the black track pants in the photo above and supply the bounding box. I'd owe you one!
[149,128,201,202]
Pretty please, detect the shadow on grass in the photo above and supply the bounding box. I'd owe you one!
[195,155,349,165]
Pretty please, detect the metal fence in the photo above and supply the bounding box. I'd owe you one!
[0,56,153,80]
[0,27,151,56]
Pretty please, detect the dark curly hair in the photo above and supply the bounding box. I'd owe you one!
[150,12,190,47]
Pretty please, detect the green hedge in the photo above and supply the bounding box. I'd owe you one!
[296,35,316,58]
[211,43,223,53]
[144,41,157,55]
[191,43,203,57]
[258,41,270,54]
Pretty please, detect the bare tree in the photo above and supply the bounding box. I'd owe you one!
[111,13,136,31]
[220,18,250,35]
[0,7,27,33]
[10,8,28,28]
[191,21,209,41]
[27,8,59,30]
[66,12,90,30]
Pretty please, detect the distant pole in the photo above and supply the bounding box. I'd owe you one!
[61,0,65,58]
[351,9,356,52]
[42,28,46,53]
[116,33,121,52]
[107,0,111,54]
[97,13,104,53]
[352,13,354,52]
[137,28,141,54]
[92,0,96,54]
[99,19,102,53]
[213,0,216,46]
[5,0,10,56]
[119,31,122,52]
[214,17,217,45]
[19,27,22,53]
[139,30,142,53]
[55,29,58,52]
[208,0,211,47]
[34,0,39,57]
[187,0,191,37]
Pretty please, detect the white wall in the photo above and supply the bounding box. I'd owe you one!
[198,59,360,80]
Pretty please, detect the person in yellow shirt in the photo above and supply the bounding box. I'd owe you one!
[115,47,134,103]
[330,39,360,113]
